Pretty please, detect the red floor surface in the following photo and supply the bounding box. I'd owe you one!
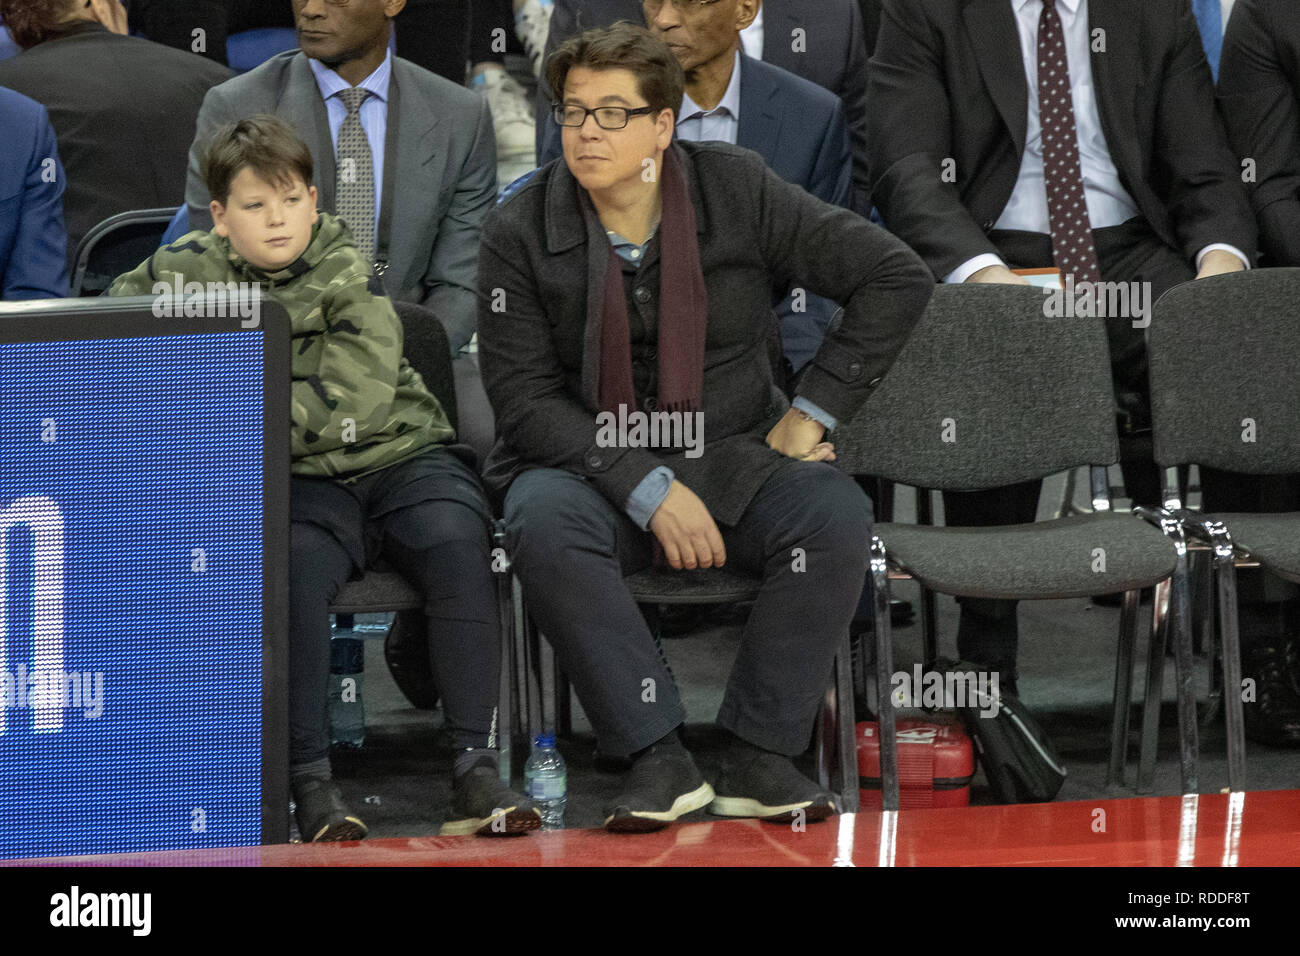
[11,789,1300,867]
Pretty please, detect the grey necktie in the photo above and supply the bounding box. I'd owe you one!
[335,87,375,262]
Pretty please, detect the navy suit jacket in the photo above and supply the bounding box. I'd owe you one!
[0,86,68,300]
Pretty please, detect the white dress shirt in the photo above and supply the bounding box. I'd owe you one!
[741,7,764,59]
[676,50,743,144]
[947,0,1247,282]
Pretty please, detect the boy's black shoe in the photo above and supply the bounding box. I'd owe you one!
[604,745,714,833]
[440,760,542,836]
[292,775,368,843]
[709,749,838,824]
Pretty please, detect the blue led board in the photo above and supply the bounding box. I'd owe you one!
[0,297,289,859]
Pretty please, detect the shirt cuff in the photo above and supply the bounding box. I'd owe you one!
[1195,244,1251,272]
[792,396,838,432]
[626,466,675,531]
[945,253,1006,285]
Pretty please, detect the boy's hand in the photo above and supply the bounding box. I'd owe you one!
[648,480,726,570]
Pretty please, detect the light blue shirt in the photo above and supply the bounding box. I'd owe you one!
[947,0,1247,282]
[308,49,392,251]
[676,50,743,145]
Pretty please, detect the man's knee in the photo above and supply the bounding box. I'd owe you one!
[290,522,353,599]
[504,469,618,565]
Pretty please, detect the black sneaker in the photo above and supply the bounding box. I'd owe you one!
[709,750,838,824]
[604,745,715,833]
[440,760,542,836]
[292,775,368,842]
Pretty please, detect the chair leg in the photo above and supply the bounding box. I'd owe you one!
[915,490,939,664]
[870,535,899,812]
[496,573,514,785]
[1168,544,1200,795]
[835,630,860,813]
[1138,578,1169,793]
[1203,523,1246,793]
[1106,587,1141,788]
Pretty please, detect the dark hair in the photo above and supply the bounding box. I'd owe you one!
[201,115,315,205]
[545,21,684,122]
[0,0,78,49]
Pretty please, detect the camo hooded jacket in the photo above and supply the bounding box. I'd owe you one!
[109,214,455,479]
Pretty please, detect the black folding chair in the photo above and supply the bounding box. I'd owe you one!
[70,207,180,297]
[834,284,1198,807]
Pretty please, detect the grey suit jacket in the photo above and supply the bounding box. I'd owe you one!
[183,50,497,352]
[477,141,932,526]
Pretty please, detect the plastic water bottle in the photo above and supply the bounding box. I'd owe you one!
[328,630,365,749]
[524,733,567,829]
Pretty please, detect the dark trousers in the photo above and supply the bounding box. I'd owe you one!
[504,460,872,756]
[946,220,1195,678]
[289,447,499,767]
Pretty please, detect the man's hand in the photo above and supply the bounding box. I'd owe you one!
[1196,249,1247,279]
[648,480,726,570]
[766,407,835,462]
[966,264,1031,285]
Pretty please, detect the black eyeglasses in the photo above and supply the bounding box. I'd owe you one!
[553,104,658,130]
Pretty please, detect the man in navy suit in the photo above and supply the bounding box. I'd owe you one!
[0,86,67,300]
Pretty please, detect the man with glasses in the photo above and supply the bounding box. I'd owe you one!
[479,23,931,832]
[182,0,496,357]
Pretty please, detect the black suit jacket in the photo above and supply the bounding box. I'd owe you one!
[538,0,871,213]
[0,22,230,265]
[477,141,932,526]
[866,0,1256,280]
[1218,0,1300,265]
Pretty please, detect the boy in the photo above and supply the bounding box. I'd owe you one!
[110,115,538,840]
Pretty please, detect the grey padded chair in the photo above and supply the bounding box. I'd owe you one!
[327,300,514,777]
[1147,269,1300,795]
[833,284,1199,806]
[71,207,181,297]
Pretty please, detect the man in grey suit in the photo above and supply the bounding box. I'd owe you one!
[183,0,496,355]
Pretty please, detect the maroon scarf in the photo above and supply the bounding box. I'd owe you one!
[593,147,707,416]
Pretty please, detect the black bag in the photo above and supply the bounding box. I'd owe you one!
[925,658,1067,804]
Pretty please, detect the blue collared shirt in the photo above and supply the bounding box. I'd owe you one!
[676,50,743,145]
[308,49,392,250]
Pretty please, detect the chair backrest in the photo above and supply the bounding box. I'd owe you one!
[70,207,181,297]
[225,28,298,73]
[393,300,458,432]
[833,283,1119,491]
[1149,269,1300,475]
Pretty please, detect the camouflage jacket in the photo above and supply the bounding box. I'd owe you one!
[109,214,455,479]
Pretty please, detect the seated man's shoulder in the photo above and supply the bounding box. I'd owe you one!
[0,85,47,138]
[393,56,487,119]
[205,49,300,100]
[679,140,771,183]
[748,56,841,113]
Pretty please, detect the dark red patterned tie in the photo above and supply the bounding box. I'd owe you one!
[1038,0,1102,286]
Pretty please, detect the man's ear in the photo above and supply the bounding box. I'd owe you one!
[735,0,760,32]
[309,185,319,224]
[210,200,228,237]
[656,108,675,151]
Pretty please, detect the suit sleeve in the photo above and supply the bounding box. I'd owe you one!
[185,84,238,233]
[866,0,999,279]
[809,98,854,209]
[1217,0,1299,265]
[419,94,497,354]
[477,203,667,511]
[839,0,874,216]
[1150,0,1257,263]
[750,155,933,423]
[5,107,68,300]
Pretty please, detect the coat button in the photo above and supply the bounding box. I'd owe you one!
[587,452,603,469]
[982,220,994,230]
[644,396,658,412]
[765,403,776,417]
[847,362,862,380]
[645,346,657,360]
[633,287,651,304]
[868,376,882,388]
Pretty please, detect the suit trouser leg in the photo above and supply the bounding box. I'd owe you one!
[715,460,873,755]
[504,468,685,756]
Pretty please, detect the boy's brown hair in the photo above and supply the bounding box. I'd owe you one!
[545,21,684,122]
[201,114,315,205]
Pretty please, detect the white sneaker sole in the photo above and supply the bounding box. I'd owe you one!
[440,805,543,837]
[708,795,834,821]
[604,782,716,831]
